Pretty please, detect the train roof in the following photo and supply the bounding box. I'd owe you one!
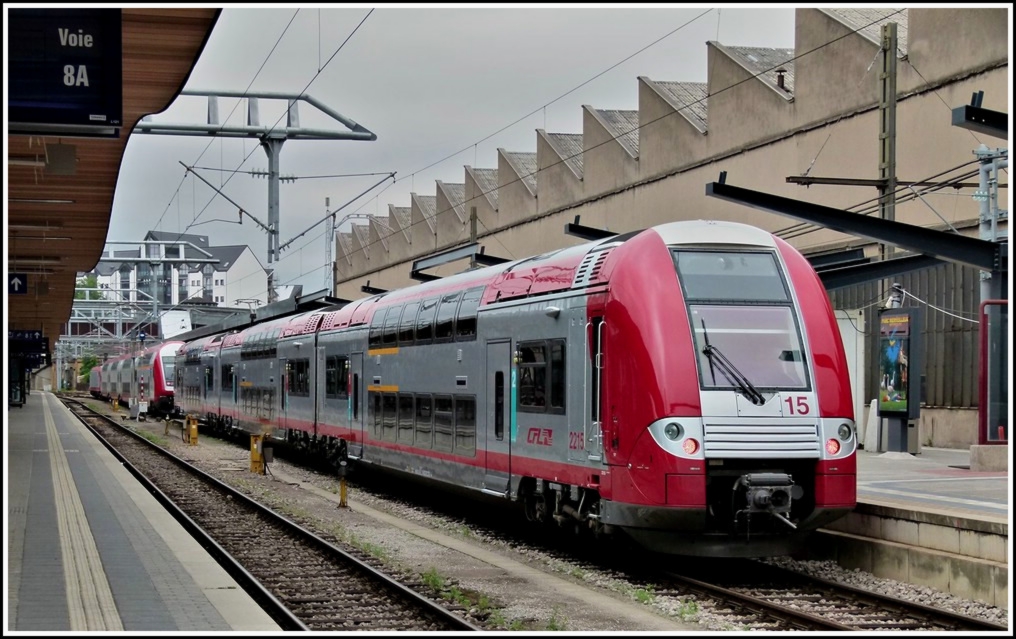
[183,220,780,343]
[101,339,184,365]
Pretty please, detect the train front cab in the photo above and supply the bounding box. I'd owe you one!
[594,222,856,557]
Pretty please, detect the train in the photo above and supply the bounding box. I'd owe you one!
[91,341,184,417]
[175,220,857,557]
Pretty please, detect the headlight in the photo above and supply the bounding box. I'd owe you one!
[837,423,852,441]
[664,422,683,441]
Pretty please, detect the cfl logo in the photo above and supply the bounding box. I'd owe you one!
[526,428,553,446]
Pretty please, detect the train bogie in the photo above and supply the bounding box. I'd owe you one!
[178,220,856,557]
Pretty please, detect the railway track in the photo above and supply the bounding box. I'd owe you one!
[72,399,1006,632]
[657,559,1008,631]
[303,465,1007,632]
[61,398,479,632]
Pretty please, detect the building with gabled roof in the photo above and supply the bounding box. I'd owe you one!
[88,231,270,308]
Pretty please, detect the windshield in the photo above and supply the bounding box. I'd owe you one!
[673,249,808,391]
[163,356,176,387]
[690,305,808,390]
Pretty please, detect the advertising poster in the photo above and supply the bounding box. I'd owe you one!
[878,312,910,415]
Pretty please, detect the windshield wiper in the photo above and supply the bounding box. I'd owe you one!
[699,319,765,405]
[702,345,766,405]
[701,343,766,406]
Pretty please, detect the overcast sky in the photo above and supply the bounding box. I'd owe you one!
[111,5,796,299]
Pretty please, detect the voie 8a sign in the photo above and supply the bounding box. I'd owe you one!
[8,9,122,137]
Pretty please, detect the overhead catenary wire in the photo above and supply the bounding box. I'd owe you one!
[169,8,375,252]
[283,9,915,297]
[140,9,375,323]
[150,9,301,236]
[324,9,910,285]
[237,9,905,298]
[900,289,980,323]
[775,159,984,241]
[236,9,921,301]
[187,166,394,180]
[392,8,715,188]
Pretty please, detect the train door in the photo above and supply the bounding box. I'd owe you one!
[228,364,238,422]
[483,340,512,496]
[315,346,325,438]
[278,357,288,430]
[587,316,605,462]
[348,352,364,459]
[569,309,592,462]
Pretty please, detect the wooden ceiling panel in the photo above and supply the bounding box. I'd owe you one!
[8,9,220,350]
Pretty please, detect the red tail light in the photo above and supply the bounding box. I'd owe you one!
[683,438,700,455]
[826,439,841,455]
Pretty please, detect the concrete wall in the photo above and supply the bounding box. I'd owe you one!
[919,408,979,449]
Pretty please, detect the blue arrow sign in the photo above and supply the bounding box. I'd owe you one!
[9,273,28,295]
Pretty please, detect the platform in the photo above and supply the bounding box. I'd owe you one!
[5,391,280,632]
[856,446,1009,523]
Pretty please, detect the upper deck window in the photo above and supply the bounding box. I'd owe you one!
[672,250,788,302]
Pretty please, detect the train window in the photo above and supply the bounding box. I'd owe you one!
[549,341,566,412]
[399,301,420,345]
[591,317,603,413]
[398,394,415,444]
[371,392,382,438]
[433,395,453,452]
[382,394,398,441]
[368,307,386,348]
[455,287,484,341]
[289,359,311,396]
[415,395,433,449]
[325,356,350,399]
[382,305,402,346]
[416,298,437,343]
[204,366,214,394]
[434,292,462,342]
[352,374,359,419]
[221,364,234,393]
[673,250,789,302]
[517,343,547,411]
[454,396,476,457]
[494,372,505,441]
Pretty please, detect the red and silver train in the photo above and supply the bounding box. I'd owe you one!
[90,341,183,417]
[177,220,857,556]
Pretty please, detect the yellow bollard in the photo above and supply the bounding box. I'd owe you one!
[185,416,199,445]
[250,435,265,475]
[338,460,348,508]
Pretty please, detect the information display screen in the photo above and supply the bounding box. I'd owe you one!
[8,9,122,137]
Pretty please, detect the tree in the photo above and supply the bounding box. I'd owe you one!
[80,355,99,373]
[74,274,104,300]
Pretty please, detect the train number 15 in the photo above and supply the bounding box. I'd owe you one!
[784,396,810,415]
